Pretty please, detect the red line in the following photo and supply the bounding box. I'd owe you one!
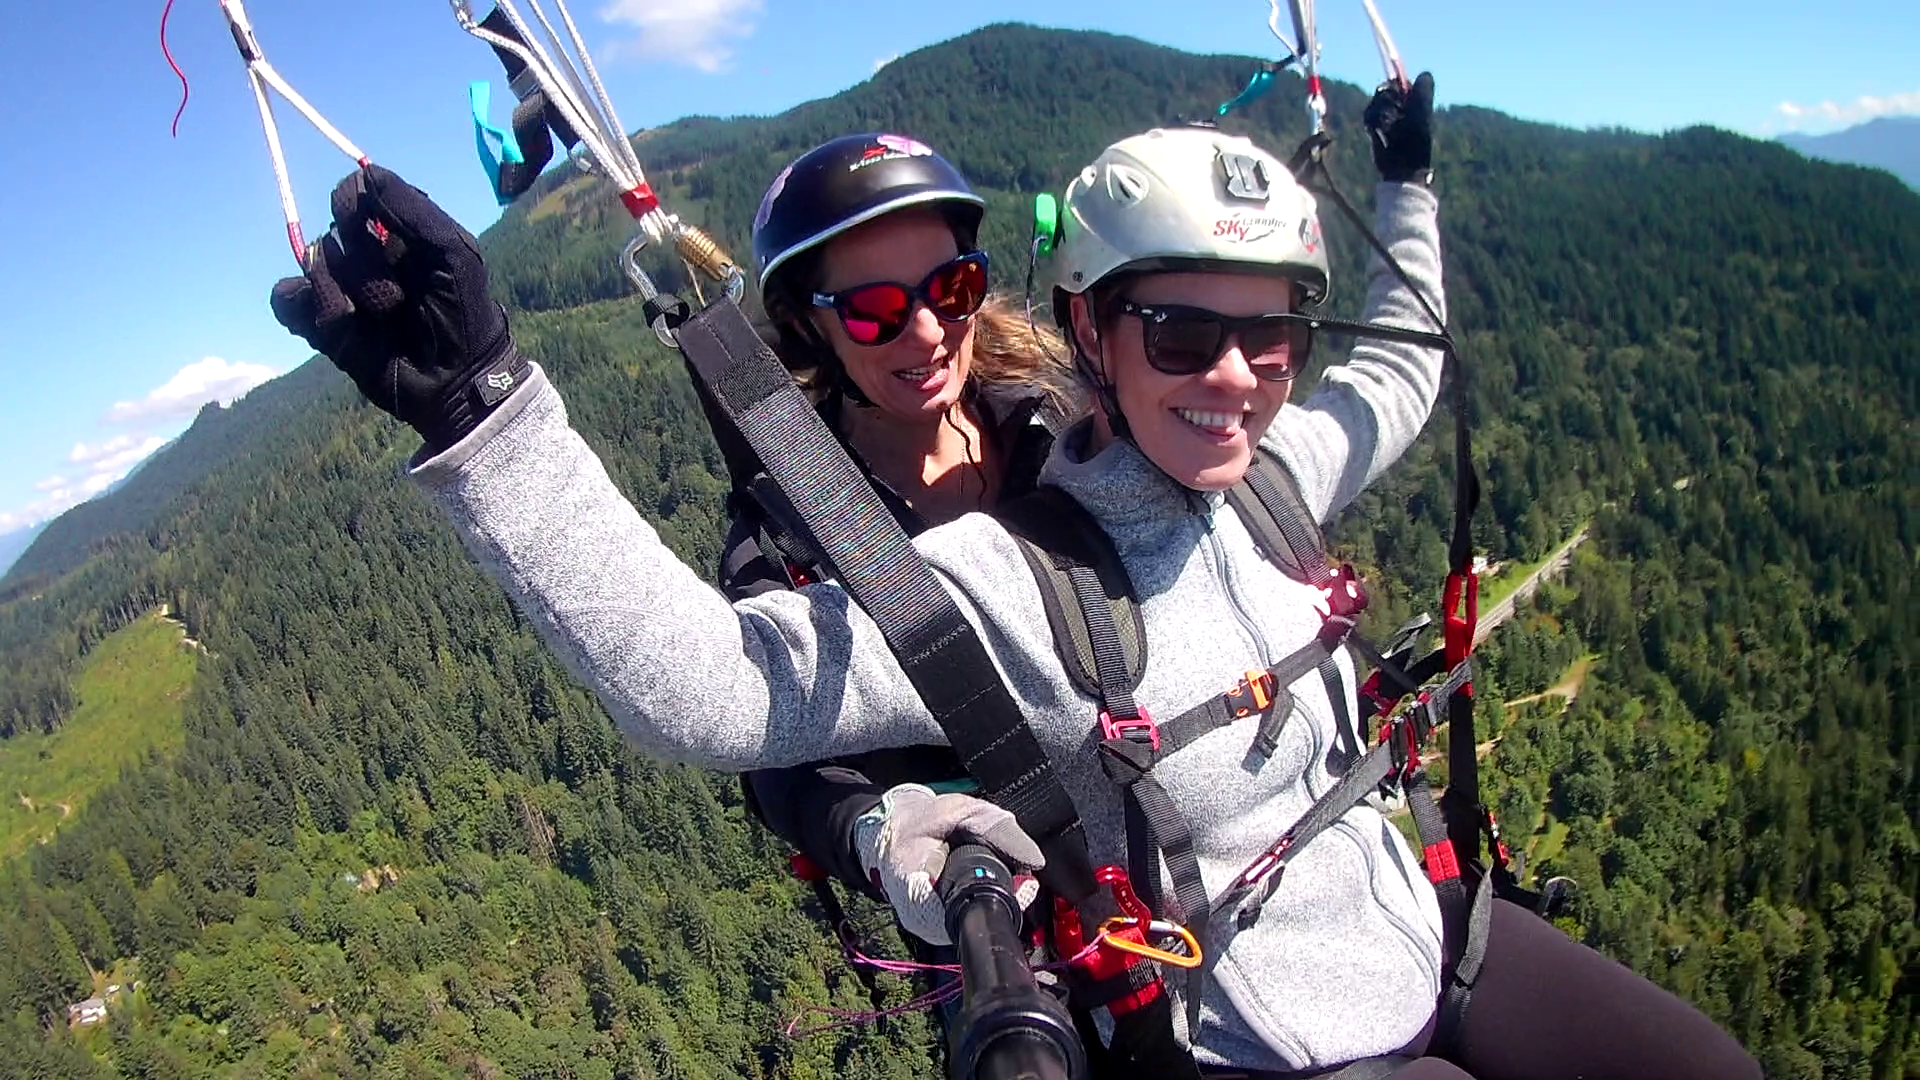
[160,0,191,138]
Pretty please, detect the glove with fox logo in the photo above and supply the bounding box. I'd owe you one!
[269,165,529,453]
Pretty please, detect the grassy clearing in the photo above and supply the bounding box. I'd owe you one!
[1530,817,1571,866]
[0,612,198,859]
[1479,549,1555,610]
[1504,653,1602,709]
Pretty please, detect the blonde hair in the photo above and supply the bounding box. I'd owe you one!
[967,293,1081,415]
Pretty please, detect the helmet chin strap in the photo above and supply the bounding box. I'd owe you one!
[1076,343,1133,447]
[1070,308,1133,446]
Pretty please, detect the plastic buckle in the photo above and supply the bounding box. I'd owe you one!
[1100,707,1159,753]
[1226,670,1275,720]
[1321,563,1369,620]
[1358,670,1399,720]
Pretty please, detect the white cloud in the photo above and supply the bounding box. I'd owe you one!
[79,437,169,478]
[4,356,272,536]
[70,433,146,466]
[1769,89,1920,134]
[873,53,900,74]
[103,356,277,427]
[2,441,166,534]
[599,0,762,74]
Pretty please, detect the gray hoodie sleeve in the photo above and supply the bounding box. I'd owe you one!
[404,366,944,771]
[1264,181,1447,523]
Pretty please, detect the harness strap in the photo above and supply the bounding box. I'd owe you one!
[1226,460,1369,757]
[668,300,1201,1076]
[666,298,1101,905]
[1212,658,1470,931]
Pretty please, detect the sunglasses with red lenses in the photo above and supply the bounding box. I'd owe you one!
[812,251,990,347]
[1117,300,1314,382]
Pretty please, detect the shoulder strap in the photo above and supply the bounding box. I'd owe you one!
[1223,447,1330,586]
[997,486,1147,710]
[666,299,1102,902]
[1226,448,1365,762]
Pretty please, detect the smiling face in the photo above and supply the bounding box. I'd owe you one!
[1071,270,1298,491]
[809,207,976,423]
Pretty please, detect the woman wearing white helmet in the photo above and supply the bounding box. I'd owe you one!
[271,71,1758,1078]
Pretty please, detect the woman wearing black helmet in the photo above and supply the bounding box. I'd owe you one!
[720,133,1068,930]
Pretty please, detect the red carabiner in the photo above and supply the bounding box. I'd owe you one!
[1051,866,1167,1017]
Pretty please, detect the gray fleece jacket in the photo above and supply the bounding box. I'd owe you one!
[406,181,1447,1072]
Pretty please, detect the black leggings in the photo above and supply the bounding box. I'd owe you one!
[1435,898,1761,1079]
[1208,900,1762,1080]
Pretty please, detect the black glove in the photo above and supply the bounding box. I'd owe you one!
[270,165,529,452]
[1363,71,1435,183]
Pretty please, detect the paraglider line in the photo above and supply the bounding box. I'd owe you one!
[160,0,190,138]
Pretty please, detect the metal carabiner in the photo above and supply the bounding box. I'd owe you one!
[1096,917,1205,969]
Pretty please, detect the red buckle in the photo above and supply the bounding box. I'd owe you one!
[1051,865,1168,1015]
[788,853,826,882]
[1320,563,1370,620]
[1358,670,1400,717]
[1100,707,1159,752]
[1398,713,1424,776]
[1483,807,1514,867]
[1052,865,1156,972]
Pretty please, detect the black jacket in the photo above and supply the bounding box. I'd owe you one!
[718,379,1062,895]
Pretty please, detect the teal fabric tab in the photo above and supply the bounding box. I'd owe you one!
[469,81,523,205]
[1219,68,1277,116]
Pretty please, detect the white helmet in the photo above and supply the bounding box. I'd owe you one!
[1042,126,1328,304]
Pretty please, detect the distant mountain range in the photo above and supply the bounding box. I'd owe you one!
[1779,115,1920,187]
[0,522,47,579]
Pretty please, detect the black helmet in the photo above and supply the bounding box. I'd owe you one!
[751,133,986,302]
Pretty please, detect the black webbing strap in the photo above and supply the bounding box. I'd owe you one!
[1056,560,1214,1039]
[475,6,582,202]
[1211,657,1471,932]
[1303,165,1489,895]
[1227,457,1367,759]
[668,298,1099,904]
[1436,867,1495,1050]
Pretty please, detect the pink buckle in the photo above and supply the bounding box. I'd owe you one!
[1100,707,1160,752]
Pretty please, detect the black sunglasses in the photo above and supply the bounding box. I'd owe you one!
[1115,300,1316,381]
[811,251,991,347]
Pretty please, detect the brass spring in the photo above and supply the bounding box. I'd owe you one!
[675,225,738,283]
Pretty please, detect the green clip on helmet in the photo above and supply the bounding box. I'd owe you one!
[1036,127,1329,305]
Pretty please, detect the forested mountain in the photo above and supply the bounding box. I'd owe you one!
[0,22,1913,1080]
[2,362,336,594]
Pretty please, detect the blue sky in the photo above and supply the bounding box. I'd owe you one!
[1,0,1915,537]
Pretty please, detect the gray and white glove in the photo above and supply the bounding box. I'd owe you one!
[853,784,1045,946]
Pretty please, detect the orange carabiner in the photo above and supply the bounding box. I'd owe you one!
[1097,917,1205,969]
